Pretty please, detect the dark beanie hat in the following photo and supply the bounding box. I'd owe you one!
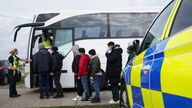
[78,48,85,53]
[52,46,58,51]
[107,41,115,46]
[88,49,96,55]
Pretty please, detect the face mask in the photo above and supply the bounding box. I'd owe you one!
[108,47,112,50]
[89,55,92,58]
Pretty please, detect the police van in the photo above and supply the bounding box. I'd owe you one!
[120,0,192,108]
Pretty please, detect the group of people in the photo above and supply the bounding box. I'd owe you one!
[72,41,124,104]
[8,44,64,99]
[32,44,64,99]
[72,45,103,103]
[8,31,135,104]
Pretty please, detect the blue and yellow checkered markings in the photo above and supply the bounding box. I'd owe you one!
[150,58,163,91]
[161,29,192,100]
[150,39,169,91]
[132,86,144,107]
[163,93,192,108]
[124,59,134,85]
[141,61,152,89]
[141,46,156,89]
[142,88,153,108]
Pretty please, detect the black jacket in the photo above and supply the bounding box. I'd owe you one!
[72,55,80,74]
[106,47,123,81]
[51,51,64,71]
[33,48,52,73]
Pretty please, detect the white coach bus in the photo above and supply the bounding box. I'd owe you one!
[13,9,159,88]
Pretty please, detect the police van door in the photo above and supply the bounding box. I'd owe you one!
[138,1,177,108]
[129,1,177,107]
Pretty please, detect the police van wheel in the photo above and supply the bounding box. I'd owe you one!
[120,84,130,108]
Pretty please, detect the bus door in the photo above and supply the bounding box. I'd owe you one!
[30,29,55,88]
[53,29,74,88]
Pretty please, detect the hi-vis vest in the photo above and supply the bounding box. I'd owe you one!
[13,56,19,70]
[41,35,51,48]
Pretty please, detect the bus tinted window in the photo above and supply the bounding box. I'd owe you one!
[56,14,107,39]
[75,27,105,39]
[36,13,59,22]
[109,13,157,38]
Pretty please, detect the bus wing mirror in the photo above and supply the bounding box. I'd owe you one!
[13,22,45,42]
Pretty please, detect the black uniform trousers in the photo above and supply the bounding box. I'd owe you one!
[8,69,18,96]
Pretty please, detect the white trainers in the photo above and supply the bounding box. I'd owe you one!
[72,95,82,101]
[109,99,119,104]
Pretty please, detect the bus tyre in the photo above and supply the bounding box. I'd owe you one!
[2,75,9,85]
[120,83,130,108]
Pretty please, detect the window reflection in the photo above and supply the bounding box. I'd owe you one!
[55,30,73,56]
[110,13,157,37]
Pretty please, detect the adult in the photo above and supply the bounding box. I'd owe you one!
[33,44,52,99]
[78,48,90,101]
[8,48,30,98]
[105,42,123,104]
[51,46,64,98]
[88,49,102,103]
[38,29,52,49]
[72,45,84,101]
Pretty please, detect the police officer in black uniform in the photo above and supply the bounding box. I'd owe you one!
[8,48,30,98]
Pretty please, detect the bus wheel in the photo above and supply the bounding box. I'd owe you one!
[120,84,130,108]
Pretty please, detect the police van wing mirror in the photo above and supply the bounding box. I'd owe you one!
[133,40,140,54]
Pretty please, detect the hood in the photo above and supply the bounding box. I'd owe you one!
[115,47,123,54]
[52,51,64,60]
[72,44,80,56]
[90,55,98,59]
[39,48,49,54]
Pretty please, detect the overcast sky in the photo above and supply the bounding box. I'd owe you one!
[0,0,170,60]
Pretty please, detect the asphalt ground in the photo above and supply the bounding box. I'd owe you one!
[0,84,118,108]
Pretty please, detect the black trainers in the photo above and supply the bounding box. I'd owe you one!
[60,94,64,98]
[91,97,101,103]
[53,95,60,98]
[81,97,90,102]
[46,95,50,99]
[39,95,44,99]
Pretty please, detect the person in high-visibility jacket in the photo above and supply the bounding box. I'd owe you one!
[38,30,52,49]
[8,48,31,98]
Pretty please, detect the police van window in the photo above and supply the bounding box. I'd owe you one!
[110,13,157,38]
[170,0,192,36]
[140,1,175,52]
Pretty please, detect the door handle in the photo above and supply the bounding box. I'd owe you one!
[142,65,151,74]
